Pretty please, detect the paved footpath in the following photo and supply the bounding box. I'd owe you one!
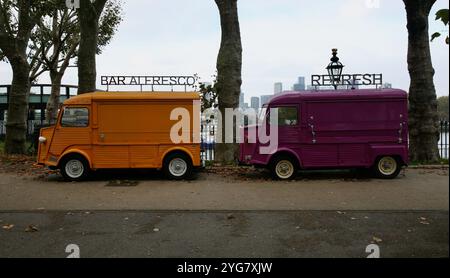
[0,168,448,211]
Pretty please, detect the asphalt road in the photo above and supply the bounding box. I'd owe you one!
[0,211,448,258]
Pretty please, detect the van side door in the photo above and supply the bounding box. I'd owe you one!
[299,101,339,168]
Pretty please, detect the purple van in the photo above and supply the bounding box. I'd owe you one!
[239,89,409,180]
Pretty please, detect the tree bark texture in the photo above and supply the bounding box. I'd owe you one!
[404,0,440,163]
[78,0,107,94]
[0,0,34,154]
[46,71,63,124]
[214,0,243,165]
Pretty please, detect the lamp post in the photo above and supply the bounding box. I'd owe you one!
[326,48,344,90]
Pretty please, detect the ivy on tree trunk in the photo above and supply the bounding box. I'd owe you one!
[214,0,243,165]
[404,0,440,163]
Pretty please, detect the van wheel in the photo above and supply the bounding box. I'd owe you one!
[60,155,90,182]
[373,156,401,179]
[163,153,193,180]
[271,155,298,180]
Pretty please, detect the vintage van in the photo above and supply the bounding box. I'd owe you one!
[37,92,201,181]
[239,89,409,180]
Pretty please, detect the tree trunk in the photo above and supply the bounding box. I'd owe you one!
[5,56,31,154]
[46,72,63,124]
[404,0,440,163]
[214,0,242,165]
[78,0,107,94]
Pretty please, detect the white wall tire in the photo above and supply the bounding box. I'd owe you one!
[271,156,298,180]
[163,153,193,180]
[373,156,402,179]
[60,155,90,182]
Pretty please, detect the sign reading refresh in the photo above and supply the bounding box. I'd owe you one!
[311,74,383,87]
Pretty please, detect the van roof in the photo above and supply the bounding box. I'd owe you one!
[268,89,407,105]
[64,91,200,105]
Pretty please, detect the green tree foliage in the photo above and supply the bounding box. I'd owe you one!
[431,9,449,44]
[29,0,122,122]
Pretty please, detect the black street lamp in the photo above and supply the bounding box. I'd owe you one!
[326,48,344,90]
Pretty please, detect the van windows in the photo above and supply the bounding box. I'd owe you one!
[271,107,298,126]
[61,107,89,127]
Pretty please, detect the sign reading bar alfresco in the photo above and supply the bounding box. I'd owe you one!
[311,74,383,87]
[101,76,198,87]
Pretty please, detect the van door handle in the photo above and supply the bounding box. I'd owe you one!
[309,124,317,144]
[398,123,403,144]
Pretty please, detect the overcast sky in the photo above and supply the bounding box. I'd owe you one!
[0,0,449,102]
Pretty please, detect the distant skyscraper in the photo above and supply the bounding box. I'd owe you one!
[274,83,283,94]
[293,76,306,91]
[260,95,272,106]
[251,97,260,110]
[239,93,245,108]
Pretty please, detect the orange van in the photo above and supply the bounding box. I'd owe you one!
[37,92,201,181]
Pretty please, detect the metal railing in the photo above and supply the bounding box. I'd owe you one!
[439,120,449,159]
[201,122,216,162]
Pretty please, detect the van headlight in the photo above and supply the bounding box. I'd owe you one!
[39,136,47,144]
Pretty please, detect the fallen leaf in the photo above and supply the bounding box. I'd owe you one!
[337,211,346,215]
[372,236,383,243]
[420,221,430,225]
[153,228,160,232]
[2,224,14,230]
[25,225,39,233]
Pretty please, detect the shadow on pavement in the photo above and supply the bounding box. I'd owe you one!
[46,167,382,183]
